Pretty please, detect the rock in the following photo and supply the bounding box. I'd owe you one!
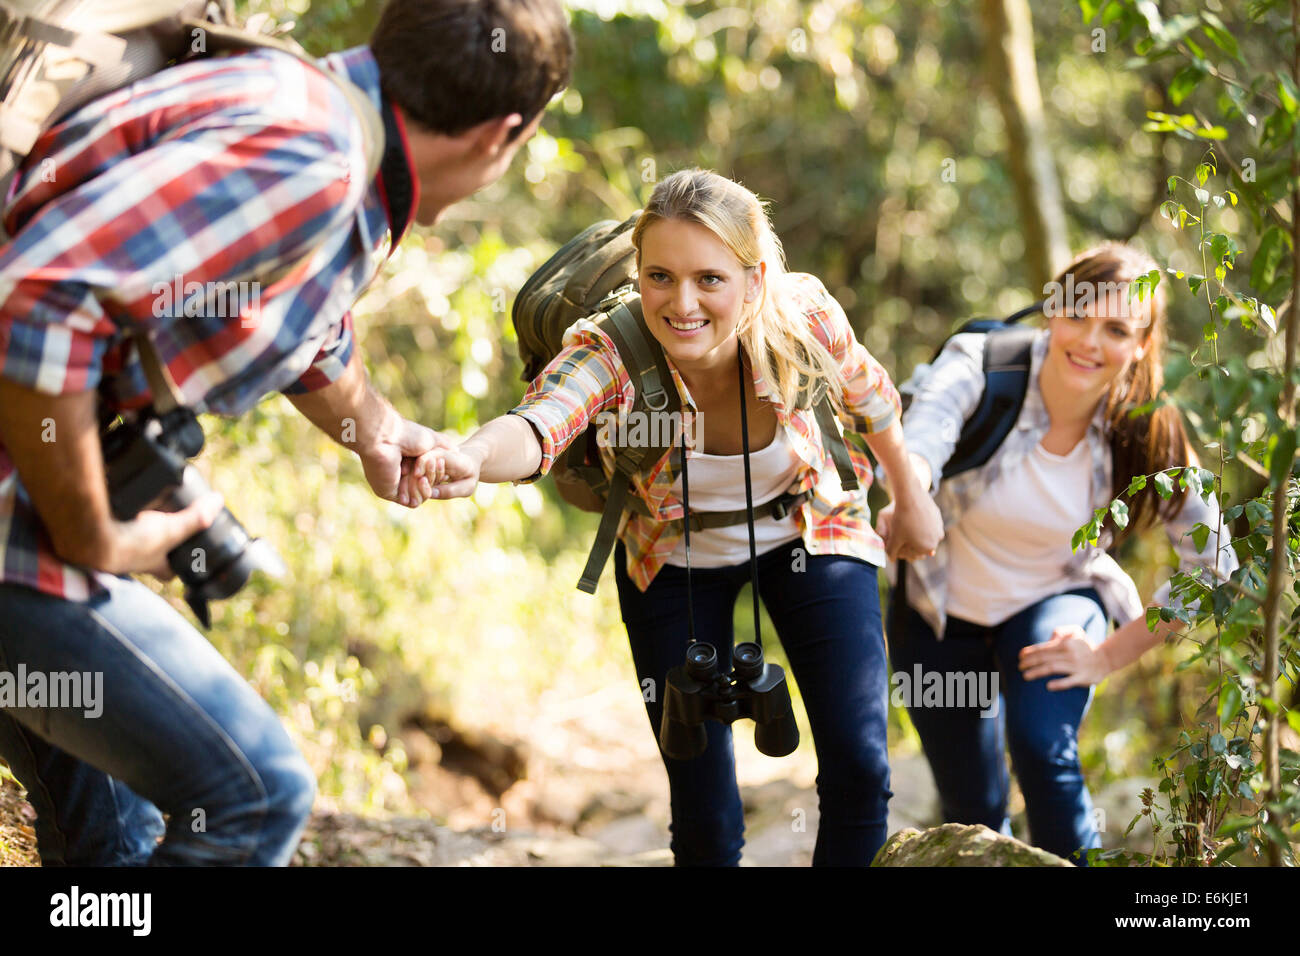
[871,823,1073,867]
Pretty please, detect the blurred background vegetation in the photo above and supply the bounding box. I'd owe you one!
[171,0,1285,831]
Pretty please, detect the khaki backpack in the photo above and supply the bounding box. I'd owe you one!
[511,215,860,593]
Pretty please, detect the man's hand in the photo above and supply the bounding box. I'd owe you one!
[286,349,456,507]
[97,492,226,579]
[357,407,456,506]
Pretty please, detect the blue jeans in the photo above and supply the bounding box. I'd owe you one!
[615,539,892,866]
[0,576,315,865]
[887,587,1107,864]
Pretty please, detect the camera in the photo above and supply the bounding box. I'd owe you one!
[101,405,285,627]
[658,641,800,760]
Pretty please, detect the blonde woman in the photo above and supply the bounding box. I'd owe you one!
[406,169,941,865]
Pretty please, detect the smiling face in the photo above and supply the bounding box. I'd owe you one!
[1045,290,1151,405]
[637,218,764,375]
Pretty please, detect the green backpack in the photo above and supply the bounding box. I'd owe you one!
[511,215,860,593]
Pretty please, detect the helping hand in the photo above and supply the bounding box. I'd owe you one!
[358,410,457,507]
[397,445,484,506]
[875,494,943,562]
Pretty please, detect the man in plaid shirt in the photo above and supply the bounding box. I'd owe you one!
[0,0,572,865]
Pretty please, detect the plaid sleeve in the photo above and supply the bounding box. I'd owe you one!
[282,311,356,394]
[0,49,368,397]
[792,273,901,435]
[507,321,626,482]
[900,332,987,492]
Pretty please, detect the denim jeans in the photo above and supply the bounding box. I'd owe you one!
[0,576,315,865]
[614,538,892,866]
[887,587,1107,864]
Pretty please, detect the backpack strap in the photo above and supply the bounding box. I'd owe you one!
[814,395,860,492]
[791,352,858,492]
[942,326,1037,480]
[576,295,682,593]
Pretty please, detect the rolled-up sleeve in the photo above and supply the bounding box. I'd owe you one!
[795,274,900,435]
[282,312,355,394]
[900,333,987,493]
[507,322,625,483]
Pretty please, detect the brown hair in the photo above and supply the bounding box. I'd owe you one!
[370,0,573,140]
[1047,242,1190,544]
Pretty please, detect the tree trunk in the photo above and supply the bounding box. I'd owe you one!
[980,0,1070,290]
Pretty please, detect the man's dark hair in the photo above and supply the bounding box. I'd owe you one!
[370,0,574,141]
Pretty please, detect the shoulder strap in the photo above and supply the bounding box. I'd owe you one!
[814,394,860,492]
[942,326,1037,480]
[576,296,681,593]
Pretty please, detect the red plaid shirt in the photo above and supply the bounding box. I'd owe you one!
[0,46,410,600]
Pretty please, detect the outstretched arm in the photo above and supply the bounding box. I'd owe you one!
[401,414,543,502]
[287,349,454,507]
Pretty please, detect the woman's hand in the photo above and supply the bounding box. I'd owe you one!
[398,445,485,505]
[1018,625,1112,690]
[876,493,943,562]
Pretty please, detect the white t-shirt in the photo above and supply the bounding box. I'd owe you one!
[665,426,804,567]
[945,438,1093,626]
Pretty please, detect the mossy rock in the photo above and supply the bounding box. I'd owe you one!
[871,823,1073,867]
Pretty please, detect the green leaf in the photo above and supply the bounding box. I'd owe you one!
[1215,815,1256,838]
[1184,467,1203,498]
[1219,683,1242,724]
[1279,72,1300,116]
[1173,66,1205,107]
[1191,522,1211,552]
[1269,428,1297,488]
[1251,226,1288,291]
[1246,500,1271,526]
[1155,471,1175,499]
[1200,14,1240,62]
[1194,187,1210,205]
[1110,499,1130,530]
[1146,607,1162,631]
[1127,474,1147,496]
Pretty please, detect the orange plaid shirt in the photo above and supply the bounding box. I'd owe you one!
[509,272,901,591]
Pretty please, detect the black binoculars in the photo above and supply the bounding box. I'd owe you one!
[658,640,800,760]
[101,405,285,627]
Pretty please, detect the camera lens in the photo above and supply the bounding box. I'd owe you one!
[733,642,764,681]
[685,642,718,681]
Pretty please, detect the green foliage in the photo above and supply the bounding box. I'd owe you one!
[1078,0,1300,866]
